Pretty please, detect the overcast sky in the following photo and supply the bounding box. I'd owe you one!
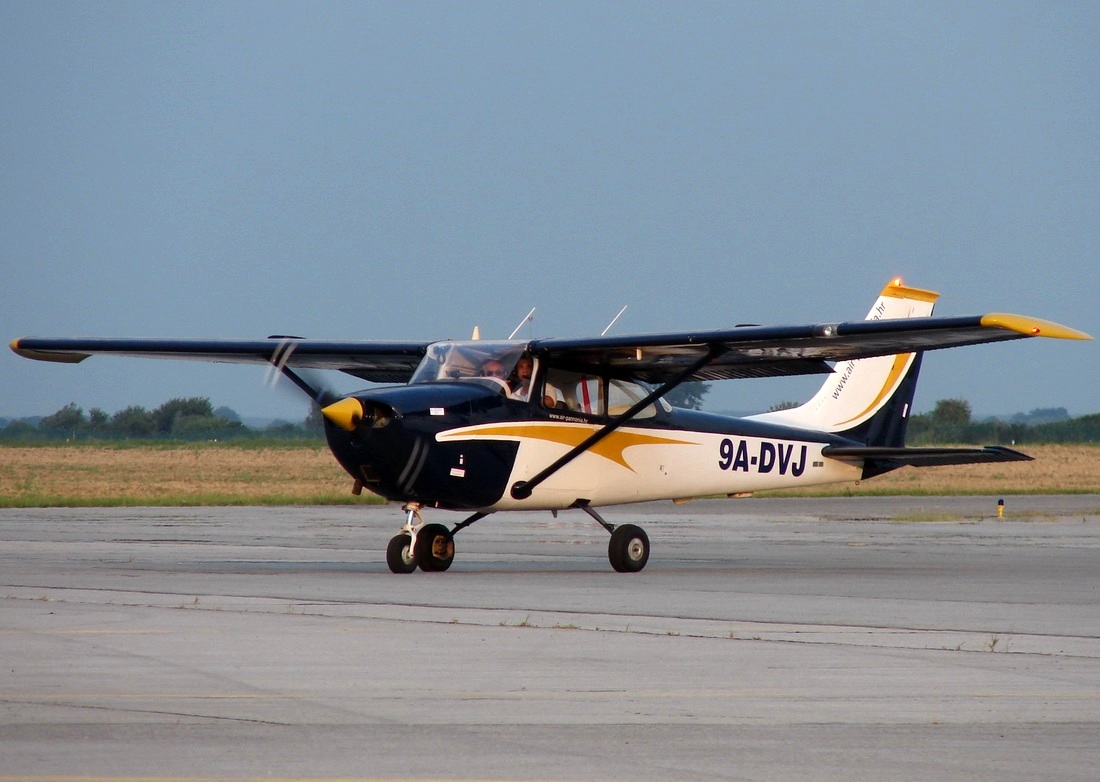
[3,1,1096,422]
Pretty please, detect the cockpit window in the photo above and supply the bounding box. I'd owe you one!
[541,370,657,420]
[542,369,602,415]
[410,342,661,416]
[607,378,657,418]
[411,341,524,383]
[410,341,536,400]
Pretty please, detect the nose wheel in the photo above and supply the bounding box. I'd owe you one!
[385,533,418,574]
[386,504,482,574]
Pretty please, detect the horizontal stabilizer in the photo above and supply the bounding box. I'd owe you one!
[822,445,1032,475]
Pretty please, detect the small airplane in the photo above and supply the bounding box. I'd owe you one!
[11,279,1092,573]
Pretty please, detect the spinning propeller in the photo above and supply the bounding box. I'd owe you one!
[264,336,341,408]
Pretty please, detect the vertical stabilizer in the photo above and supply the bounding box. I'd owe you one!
[748,279,938,446]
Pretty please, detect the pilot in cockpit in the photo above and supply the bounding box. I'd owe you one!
[509,354,533,401]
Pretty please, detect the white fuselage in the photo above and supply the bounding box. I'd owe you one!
[437,420,861,510]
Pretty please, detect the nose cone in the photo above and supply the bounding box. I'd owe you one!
[321,397,364,431]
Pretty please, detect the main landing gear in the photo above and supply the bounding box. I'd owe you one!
[384,502,651,574]
[577,503,650,573]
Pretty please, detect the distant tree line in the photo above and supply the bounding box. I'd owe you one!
[906,399,1100,445]
[761,398,1100,444]
[0,398,322,442]
[665,382,710,410]
[748,398,1099,445]
[2,394,1098,444]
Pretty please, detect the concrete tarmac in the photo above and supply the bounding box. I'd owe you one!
[1,496,1099,781]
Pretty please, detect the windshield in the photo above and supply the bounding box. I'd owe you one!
[410,341,529,385]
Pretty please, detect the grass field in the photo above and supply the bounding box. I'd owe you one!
[0,442,365,507]
[1,442,1098,508]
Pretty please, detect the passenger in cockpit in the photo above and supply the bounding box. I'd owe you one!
[480,359,506,378]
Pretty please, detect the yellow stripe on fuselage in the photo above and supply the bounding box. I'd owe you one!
[437,422,694,471]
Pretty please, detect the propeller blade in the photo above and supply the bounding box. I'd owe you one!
[263,339,340,405]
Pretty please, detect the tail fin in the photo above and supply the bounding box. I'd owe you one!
[748,279,938,447]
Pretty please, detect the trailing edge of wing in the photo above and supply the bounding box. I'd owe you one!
[531,313,1092,383]
[9,337,428,384]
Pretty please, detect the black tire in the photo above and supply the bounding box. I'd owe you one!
[386,533,417,574]
[415,523,455,572]
[608,524,650,573]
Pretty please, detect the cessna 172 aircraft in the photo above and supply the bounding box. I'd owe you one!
[11,279,1091,573]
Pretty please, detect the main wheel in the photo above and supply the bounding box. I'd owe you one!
[386,533,417,574]
[416,523,455,572]
[608,524,650,573]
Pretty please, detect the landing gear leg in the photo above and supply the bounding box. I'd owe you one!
[576,503,651,573]
[386,503,423,574]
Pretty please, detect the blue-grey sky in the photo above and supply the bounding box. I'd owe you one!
[3,1,1097,422]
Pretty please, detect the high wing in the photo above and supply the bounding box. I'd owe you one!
[9,337,428,384]
[11,313,1090,386]
[528,313,1091,383]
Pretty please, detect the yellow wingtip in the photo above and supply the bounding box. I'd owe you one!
[981,313,1093,341]
[9,338,89,363]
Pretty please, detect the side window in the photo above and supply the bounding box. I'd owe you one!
[608,379,656,419]
[541,371,656,419]
[575,376,602,415]
[542,369,604,416]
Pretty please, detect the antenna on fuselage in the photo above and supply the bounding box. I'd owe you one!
[601,305,628,336]
[508,307,536,340]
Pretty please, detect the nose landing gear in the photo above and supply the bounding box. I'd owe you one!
[385,503,487,574]
[386,503,455,573]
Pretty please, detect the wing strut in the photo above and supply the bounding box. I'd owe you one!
[278,365,334,405]
[510,347,724,500]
